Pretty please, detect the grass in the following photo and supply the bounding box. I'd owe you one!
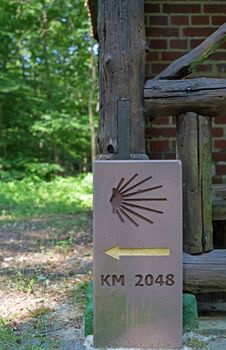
[0,173,93,220]
[0,173,93,348]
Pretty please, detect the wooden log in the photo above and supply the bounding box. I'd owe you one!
[144,78,226,118]
[212,185,226,221]
[200,117,213,252]
[183,250,226,293]
[177,113,202,254]
[212,200,226,221]
[177,112,213,254]
[97,0,147,159]
[154,23,226,80]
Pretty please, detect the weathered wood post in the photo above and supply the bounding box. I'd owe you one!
[149,22,226,254]
[144,76,220,254]
[177,113,213,254]
[97,0,147,160]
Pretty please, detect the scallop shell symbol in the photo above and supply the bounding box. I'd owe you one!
[110,173,167,227]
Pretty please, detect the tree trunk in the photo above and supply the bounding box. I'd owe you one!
[97,0,147,159]
[88,42,97,163]
[177,112,213,254]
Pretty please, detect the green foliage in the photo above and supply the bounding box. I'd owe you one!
[0,314,59,349]
[0,0,98,176]
[0,173,93,219]
[0,317,21,350]
[11,271,38,294]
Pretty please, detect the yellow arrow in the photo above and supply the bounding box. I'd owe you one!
[105,244,171,260]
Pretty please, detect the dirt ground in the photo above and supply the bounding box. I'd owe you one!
[1,213,226,350]
[0,213,92,349]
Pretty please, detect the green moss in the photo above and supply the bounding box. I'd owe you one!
[191,37,226,71]
[183,294,199,331]
[85,280,93,336]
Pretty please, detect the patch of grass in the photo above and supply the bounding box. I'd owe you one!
[0,316,21,349]
[27,307,55,318]
[0,313,59,350]
[11,271,38,294]
[0,173,93,220]
[55,237,75,253]
[184,334,209,349]
[75,280,89,306]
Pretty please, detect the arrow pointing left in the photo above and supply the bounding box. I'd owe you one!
[105,244,171,260]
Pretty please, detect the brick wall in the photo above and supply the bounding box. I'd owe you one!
[144,0,226,183]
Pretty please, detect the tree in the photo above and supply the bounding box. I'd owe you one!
[0,0,98,179]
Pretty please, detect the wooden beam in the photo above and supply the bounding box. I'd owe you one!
[144,78,226,118]
[212,185,226,220]
[177,112,213,254]
[154,23,226,80]
[97,0,147,159]
[183,250,226,293]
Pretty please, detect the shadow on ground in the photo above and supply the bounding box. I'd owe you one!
[0,213,93,349]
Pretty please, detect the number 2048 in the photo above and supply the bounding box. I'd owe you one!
[135,274,175,287]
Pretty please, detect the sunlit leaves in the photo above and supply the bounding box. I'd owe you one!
[0,0,97,177]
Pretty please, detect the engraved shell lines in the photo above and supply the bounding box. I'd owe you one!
[110,174,167,227]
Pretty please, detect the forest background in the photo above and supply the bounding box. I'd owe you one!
[0,0,97,182]
[0,2,95,347]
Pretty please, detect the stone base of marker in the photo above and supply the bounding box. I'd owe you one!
[183,294,199,331]
[85,282,199,336]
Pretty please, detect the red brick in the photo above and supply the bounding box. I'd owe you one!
[217,64,226,74]
[212,16,226,26]
[162,51,183,61]
[213,153,226,162]
[145,63,152,79]
[146,51,160,62]
[146,27,178,37]
[191,16,210,25]
[150,39,167,49]
[152,116,169,125]
[212,176,223,184]
[222,42,226,50]
[216,165,226,175]
[149,16,168,26]
[163,152,176,160]
[214,140,226,149]
[211,52,226,61]
[214,115,226,124]
[204,5,226,13]
[150,140,169,151]
[152,63,169,75]
[171,116,177,125]
[195,64,212,73]
[163,4,201,14]
[190,39,204,49]
[212,128,224,137]
[151,127,176,138]
[183,27,214,37]
[171,16,189,26]
[170,39,188,50]
[144,4,160,13]
[149,152,164,160]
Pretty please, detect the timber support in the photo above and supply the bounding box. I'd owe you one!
[144,23,226,254]
[97,0,147,160]
[177,113,213,254]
